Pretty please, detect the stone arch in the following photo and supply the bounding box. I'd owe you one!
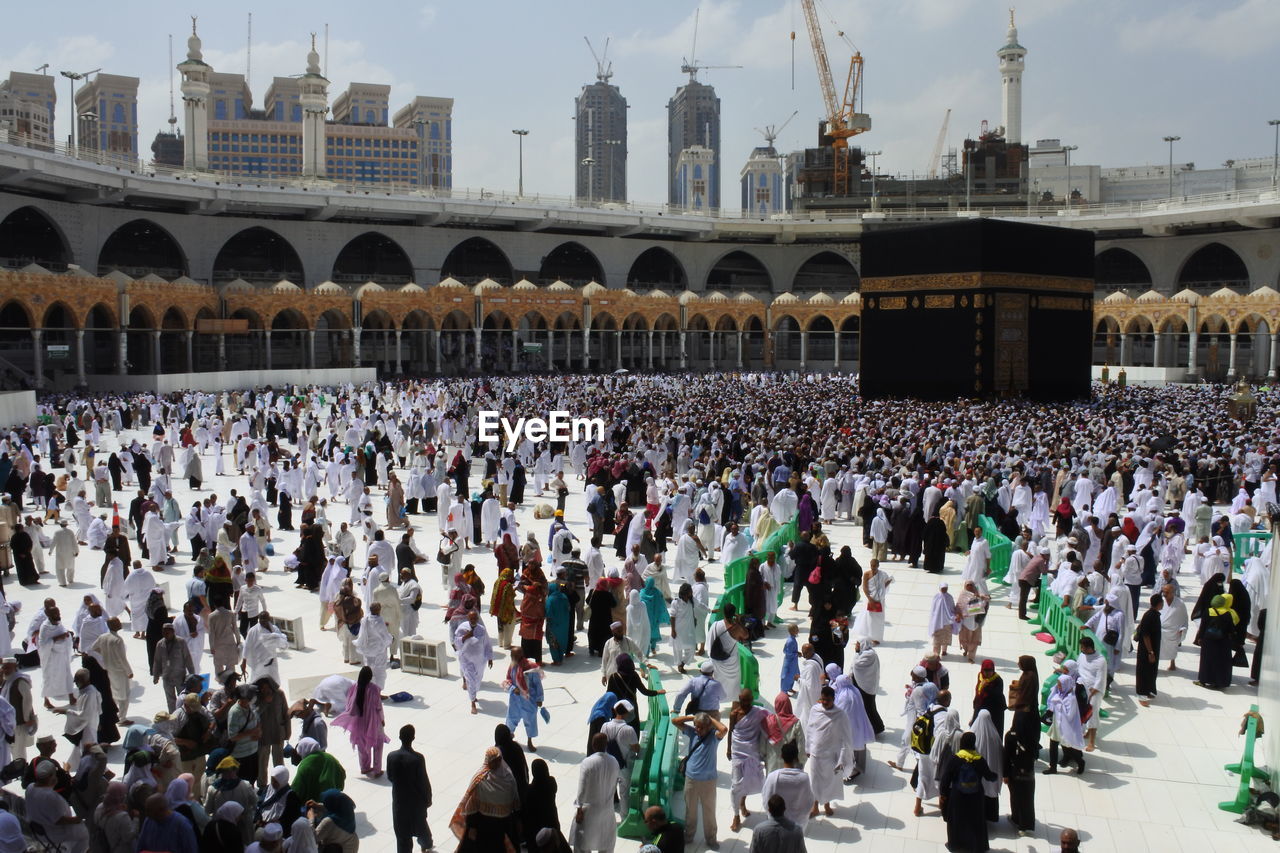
[85,303,119,375]
[98,219,189,278]
[807,315,836,364]
[1234,312,1272,378]
[685,313,711,367]
[743,314,767,367]
[315,308,353,369]
[213,227,305,284]
[707,250,771,291]
[0,206,71,269]
[792,251,860,292]
[440,237,513,285]
[0,302,35,385]
[627,247,688,290]
[1093,315,1121,365]
[1156,314,1190,370]
[1123,315,1156,366]
[773,314,802,363]
[839,314,860,367]
[158,306,189,374]
[359,309,397,374]
[439,309,475,374]
[126,305,156,373]
[1094,247,1151,291]
[1177,242,1249,292]
[332,232,414,285]
[538,241,605,286]
[39,303,77,382]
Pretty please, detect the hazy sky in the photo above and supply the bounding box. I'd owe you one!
[5,0,1275,209]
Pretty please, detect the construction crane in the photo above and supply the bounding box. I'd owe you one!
[34,64,49,75]
[584,36,613,84]
[680,8,742,82]
[756,110,799,149]
[799,0,871,195]
[928,108,951,179]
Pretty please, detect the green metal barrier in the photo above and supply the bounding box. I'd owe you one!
[740,644,759,696]
[1220,704,1269,813]
[619,669,670,838]
[1231,531,1271,575]
[978,515,1013,586]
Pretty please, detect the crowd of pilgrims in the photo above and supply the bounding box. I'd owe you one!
[0,372,1270,852]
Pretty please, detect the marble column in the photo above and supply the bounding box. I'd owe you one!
[263,329,272,371]
[1269,333,1278,380]
[1118,333,1129,366]
[117,329,128,374]
[185,330,194,373]
[678,331,687,370]
[614,330,622,368]
[1186,329,1198,376]
[394,330,403,374]
[1227,332,1238,377]
[833,331,841,370]
[473,327,482,371]
[352,327,362,368]
[800,331,808,370]
[736,331,744,369]
[546,329,553,370]
[217,334,226,371]
[151,330,162,373]
[307,330,316,369]
[75,329,87,386]
[647,330,654,370]
[31,329,43,389]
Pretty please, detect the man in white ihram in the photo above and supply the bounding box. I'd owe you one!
[574,732,621,853]
[241,612,289,687]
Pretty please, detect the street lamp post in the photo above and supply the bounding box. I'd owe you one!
[58,68,99,154]
[511,129,528,197]
[1064,142,1075,210]
[1163,135,1181,199]
[80,112,98,163]
[864,150,881,211]
[1269,120,1280,190]
[581,157,595,205]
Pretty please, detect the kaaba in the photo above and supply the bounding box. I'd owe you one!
[859,219,1094,400]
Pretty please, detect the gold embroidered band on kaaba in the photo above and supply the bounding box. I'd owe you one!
[861,272,1095,294]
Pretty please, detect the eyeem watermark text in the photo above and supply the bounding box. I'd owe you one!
[478,411,606,452]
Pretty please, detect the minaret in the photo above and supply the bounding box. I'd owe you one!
[177,17,210,171]
[299,34,329,180]
[997,8,1026,144]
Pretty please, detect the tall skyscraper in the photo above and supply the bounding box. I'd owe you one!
[668,80,720,209]
[0,72,56,147]
[75,73,140,158]
[575,79,627,203]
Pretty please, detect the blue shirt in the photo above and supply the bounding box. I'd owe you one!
[678,722,719,781]
[672,674,725,714]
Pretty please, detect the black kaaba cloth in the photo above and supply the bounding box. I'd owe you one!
[859,219,1094,401]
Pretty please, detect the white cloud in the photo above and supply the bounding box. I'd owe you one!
[418,5,438,30]
[1117,0,1280,57]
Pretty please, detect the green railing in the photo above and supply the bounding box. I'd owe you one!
[1220,704,1269,813]
[1231,531,1271,575]
[978,515,1012,586]
[1033,574,1113,730]
[619,668,674,837]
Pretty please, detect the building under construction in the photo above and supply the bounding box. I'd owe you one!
[790,11,1031,215]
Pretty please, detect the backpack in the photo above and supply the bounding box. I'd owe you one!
[698,508,711,526]
[561,536,573,555]
[910,705,941,754]
[1075,682,1092,724]
[953,759,983,795]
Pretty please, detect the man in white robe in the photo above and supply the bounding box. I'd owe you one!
[90,619,132,721]
[354,604,394,688]
[50,521,79,586]
[769,487,798,526]
[85,515,109,551]
[241,613,289,687]
[1159,583,1190,670]
[794,645,824,734]
[38,608,76,701]
[454,611,493,714]
[121,562,157,636]
[573,734,621,853]
[142,511,179,568]
[479,496,501,548]
[963,528,991,596]
[672,522,706,585]
[372,575,402,664]
[804,686,855,813]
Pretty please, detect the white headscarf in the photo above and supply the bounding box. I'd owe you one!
[927,586,956,635]
[968,708,1003,797]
